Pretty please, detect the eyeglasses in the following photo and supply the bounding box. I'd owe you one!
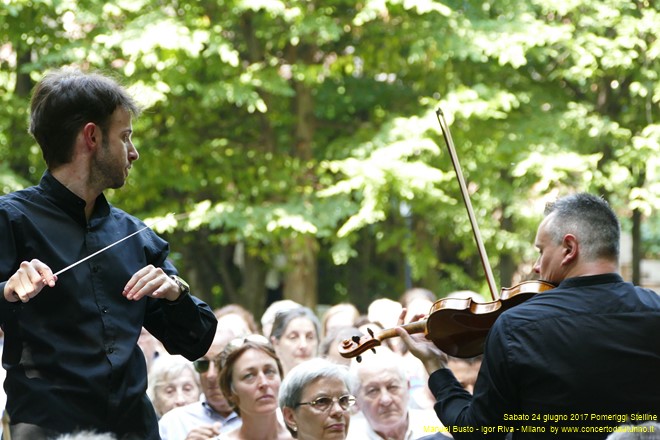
[193,356,221,374]
[296,394,356,412]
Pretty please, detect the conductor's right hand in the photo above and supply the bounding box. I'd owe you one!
[3,259,57,303]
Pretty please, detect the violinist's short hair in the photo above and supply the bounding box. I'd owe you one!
[544,193,620,262]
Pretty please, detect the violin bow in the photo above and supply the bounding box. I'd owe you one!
[53,212,189,277]
[435,108,500,301]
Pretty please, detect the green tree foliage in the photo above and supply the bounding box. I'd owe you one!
[1,0,658,316]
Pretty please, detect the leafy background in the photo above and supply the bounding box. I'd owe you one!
[1,0,658,317]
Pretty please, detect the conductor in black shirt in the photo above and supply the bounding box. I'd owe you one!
[0,68,217,439]
[398,193,660,439]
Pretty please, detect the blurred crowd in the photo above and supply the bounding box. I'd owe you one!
[133,287,484,440]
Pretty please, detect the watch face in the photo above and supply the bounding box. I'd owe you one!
[172,276,190,293]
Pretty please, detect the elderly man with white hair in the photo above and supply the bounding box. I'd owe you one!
[346,348,450,440]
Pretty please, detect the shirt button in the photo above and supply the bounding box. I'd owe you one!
[101,307,108,313]
[107,347,114,354]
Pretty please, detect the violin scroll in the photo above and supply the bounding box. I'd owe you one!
[339,320,427,361]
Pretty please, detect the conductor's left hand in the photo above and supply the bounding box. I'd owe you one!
[123,265,181,302]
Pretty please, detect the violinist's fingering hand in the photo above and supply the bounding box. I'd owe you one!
[396,308,449,374]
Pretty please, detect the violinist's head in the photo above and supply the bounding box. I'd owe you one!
[533,193,620,284]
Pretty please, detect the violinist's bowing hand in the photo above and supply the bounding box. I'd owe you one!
[396,308,449,374]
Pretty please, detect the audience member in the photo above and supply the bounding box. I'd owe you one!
[158,328,242,440]
[397,289,439,410]
[353,317,397,353]
[147,355,201,418]
[446,355,482,394]
[444,290,487,302]
[279,358,356,440]
[366,298,402,331]
[320,303,360,338]
[261,300,302,340]
[215,335,292,439]
[346,348,449,440]
[320,326,362,367]
[138,326,166,373]
[399,291,484,409]
[270,307,321,376]
[214,304,260,335]
[399,288,436,325]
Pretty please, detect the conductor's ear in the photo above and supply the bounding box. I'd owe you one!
[82,123,101,149]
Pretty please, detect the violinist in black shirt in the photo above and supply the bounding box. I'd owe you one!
[0,68,217,439]
[399,193,660,439]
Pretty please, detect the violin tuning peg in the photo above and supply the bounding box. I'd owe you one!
[356,355,362,363]
[351,335,361,343]
[367,328,375,337]
[371,348,376,354]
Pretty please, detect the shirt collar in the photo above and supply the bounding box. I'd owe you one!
[39,170,111,226]
[558,273,624,289]
[200,396,239,423]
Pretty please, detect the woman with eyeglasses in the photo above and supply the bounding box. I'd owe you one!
[279,358,355,440]
[215,335,293,440]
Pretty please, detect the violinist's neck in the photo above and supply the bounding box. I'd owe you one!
[567,260,619,280]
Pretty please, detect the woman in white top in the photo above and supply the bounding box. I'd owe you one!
[215,334,292,440]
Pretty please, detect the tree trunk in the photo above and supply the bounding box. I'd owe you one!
[283,235,319,309]
[239,252,269,318]
[281,75,319,308]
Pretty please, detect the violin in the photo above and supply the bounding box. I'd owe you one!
[339,107,555,361]
[340,280,554,360]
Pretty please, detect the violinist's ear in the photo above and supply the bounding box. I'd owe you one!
[561,234,579,265]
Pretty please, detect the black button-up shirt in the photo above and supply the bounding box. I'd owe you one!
[428,273,660,439]
[0,171,217,438]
